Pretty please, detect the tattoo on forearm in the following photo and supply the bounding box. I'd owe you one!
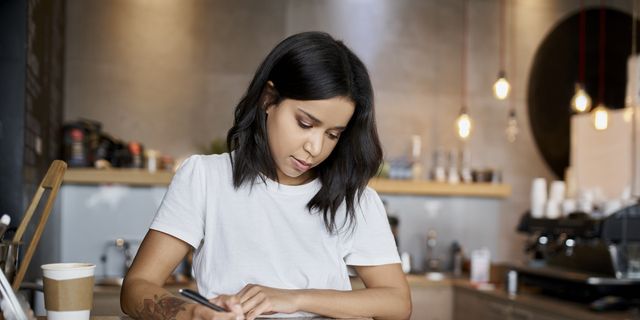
[135,294,188,320]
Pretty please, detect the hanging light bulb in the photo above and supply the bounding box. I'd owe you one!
[591,104,610,130]
[457,0,471,141]
[505,110,519,142]
[455,109,473,140]
[571,83,592,113]
[493,71,511,100]
[591,2,608,131]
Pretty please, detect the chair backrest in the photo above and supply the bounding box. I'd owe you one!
[11,160,67,291]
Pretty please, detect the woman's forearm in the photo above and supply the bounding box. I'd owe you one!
[296,286,412,320]
[121,276,195,320]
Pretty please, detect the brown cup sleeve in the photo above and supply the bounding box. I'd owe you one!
[43,276,94,311]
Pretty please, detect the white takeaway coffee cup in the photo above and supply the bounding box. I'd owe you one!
[530,178,548,218]
[41,263,95,320]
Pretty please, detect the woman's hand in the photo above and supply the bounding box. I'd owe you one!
[227,284,300,320]
[190,296,244,320]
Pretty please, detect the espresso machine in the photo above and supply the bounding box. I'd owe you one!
[512,203,640,303]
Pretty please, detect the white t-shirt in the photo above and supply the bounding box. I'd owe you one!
[150,154,400,317]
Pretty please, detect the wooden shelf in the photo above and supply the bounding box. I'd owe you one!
[63,169,511,197]
[63,168,173,186]
[367,178,511,198]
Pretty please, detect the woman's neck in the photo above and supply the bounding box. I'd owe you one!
[274,168,316,186]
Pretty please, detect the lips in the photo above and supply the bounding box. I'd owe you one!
[291,156,311,171]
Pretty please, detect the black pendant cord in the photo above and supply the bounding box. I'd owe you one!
[461,0,468,112]
[508,0,517,115]
[632,0,639,199]
[598,0,606,105]
[499,0,506,74]
[579,0,587,86]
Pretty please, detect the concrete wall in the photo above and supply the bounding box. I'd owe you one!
[63,0,635,263]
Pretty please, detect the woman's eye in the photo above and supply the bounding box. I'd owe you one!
[297,121,312,129]
[328,133,339,140]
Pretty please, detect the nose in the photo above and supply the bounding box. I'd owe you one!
[304,132,323,157]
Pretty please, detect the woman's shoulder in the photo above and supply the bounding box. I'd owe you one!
[197,152,232,166]
[360,186,381,202]
[181,152,231,166]
[354,186,386,215]
[177,153,233,177]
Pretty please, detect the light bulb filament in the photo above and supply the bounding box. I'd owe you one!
[456,114,472,139]
[575,95,588,112]
[594,109,608,130]
[493,77,510,100]
[570,85,592,113]
[591,104,609,130]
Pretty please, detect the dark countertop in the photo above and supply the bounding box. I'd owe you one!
[385,274,639,320]
[91,275,637,320]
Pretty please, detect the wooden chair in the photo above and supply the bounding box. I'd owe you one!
[10,160,67,291]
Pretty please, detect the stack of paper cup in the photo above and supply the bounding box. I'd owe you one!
[564,167,578,199]
[545,200,561,219]
[530,178,547,218]
[546,181,566,219]
[578,190,594,213]
[549,181,566,202]
[561,199,577,216]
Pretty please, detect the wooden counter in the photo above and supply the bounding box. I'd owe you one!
[63,168,511,198]
[88,275,636,320]
[37,318,134,320]
[37,317,369,320]
[450,278,636,320]
[353,275,636,320]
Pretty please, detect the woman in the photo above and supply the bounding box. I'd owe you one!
[121,31,411,320]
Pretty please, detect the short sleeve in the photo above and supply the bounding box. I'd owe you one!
[150,155,206,249]
[344,188,401,266]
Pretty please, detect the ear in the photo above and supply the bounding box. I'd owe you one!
[262,81,279,114]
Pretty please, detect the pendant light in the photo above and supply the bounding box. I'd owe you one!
[571,0,593,113]
[592,0,610,130]
[493,0,511,100]
[505,0,519,142]
[572,85,592,112]
[457,108,473,140]
[456,0,473,140]
[505,110,519,142]
[592,105,610,130]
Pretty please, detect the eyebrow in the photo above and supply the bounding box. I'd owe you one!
[298,108,347,130]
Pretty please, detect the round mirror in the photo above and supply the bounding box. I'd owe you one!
[528,9,637,178]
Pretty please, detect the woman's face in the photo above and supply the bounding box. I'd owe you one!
[265,96,355,186]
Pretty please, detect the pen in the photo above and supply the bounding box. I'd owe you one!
[179,288,229,313]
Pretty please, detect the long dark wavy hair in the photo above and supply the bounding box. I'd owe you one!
[226,31,383,234]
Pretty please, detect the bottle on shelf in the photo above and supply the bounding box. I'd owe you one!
[433,147,447,183]
[411,135,423,181]
[448,148,460,184]
[461,148,473,183]
[128,141,144,169]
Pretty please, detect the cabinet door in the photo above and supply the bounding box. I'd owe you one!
[411,286,452,320]
[510,307,534,320]
[512,306,580,320]
[453,290,477,320]
[484,301,512,320]
[454,289,510,320]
